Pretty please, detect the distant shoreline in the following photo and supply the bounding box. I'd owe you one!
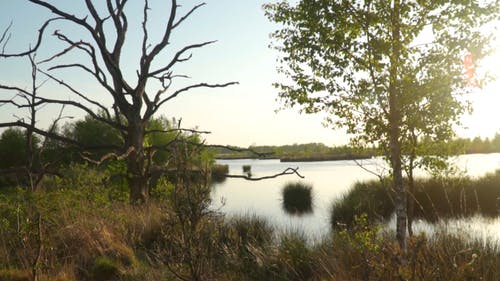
[279,154,373,162]
[215,153,373,162]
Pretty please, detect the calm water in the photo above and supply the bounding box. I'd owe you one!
[211,154,500,243]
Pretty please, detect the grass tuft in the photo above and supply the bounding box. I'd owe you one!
[91,256,120,281]
[331,170,500,228]
[282,182,314,215]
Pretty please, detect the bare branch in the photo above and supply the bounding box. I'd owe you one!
[353,158,388,181]
[0,99,23,108]
[141,0,150,63]
[155,82,238,112]
[144,0,176,65]
[0,21,13,53]
[0,17,61,57]
[80,146,134,165]
[205,144,275,158]
[145,128,211,135]
[37,69,116,123]
[226,167,305,181]
[149,41,216,77]
[105,0,129,57]
[172,3,206,29]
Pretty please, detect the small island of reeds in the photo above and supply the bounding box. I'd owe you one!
[282,182,314,215]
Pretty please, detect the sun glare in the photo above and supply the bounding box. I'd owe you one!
[459,48,500,140]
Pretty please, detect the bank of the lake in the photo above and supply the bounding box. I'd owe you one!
[212,153,500,243]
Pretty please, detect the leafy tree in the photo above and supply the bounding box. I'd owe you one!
[0,128,34,170]
[0,128,42,187]
[265,0,498,250]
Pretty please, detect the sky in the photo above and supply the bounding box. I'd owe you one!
[0,0,499,147]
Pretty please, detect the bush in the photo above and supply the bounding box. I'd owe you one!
[282,182,313,215]
[211,164,229,183]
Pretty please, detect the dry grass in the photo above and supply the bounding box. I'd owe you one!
[1,165,499,281]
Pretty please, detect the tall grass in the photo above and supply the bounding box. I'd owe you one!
[1,164,500,280]
[331,178,394,228]
[331,171,500,228]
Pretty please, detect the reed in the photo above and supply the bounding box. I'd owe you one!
[282,182,314,215]
[331,170,500,228]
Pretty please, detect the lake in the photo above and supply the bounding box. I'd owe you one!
[211,154,500,243]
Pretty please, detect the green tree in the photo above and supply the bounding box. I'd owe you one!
[265,0,497,250]
[0,128,42,187]
[0,128,32,170]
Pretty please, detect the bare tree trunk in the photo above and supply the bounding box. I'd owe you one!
[389,0,407,252]
[407,166,415,237]
[127,119,149,204]
[407,131,418,237]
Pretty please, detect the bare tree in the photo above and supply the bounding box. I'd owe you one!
[0,1,237,203]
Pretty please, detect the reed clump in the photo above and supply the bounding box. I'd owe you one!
[282,182,314,215]
[331,170,500,228]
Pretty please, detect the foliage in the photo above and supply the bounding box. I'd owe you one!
[265,0,499,248]
[264,0,496,149]
[0,128,34,170]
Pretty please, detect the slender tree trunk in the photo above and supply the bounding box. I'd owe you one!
[407,132,418,237]
[127,119,149,204]
[389,0,407,252]
[407,165,415,237]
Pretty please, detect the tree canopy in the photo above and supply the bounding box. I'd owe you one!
[265,0,499,250]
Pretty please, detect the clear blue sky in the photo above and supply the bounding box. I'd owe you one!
[0,1,498,147]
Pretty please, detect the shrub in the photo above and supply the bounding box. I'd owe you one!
[282,182,313,215]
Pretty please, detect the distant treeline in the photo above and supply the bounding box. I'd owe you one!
[213,135,500,161]
[211,143,376,161]
[458,134,500,154]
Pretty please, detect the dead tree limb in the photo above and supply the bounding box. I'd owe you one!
[225,167,305,181]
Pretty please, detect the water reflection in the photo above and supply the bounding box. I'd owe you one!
[211,154,500,242]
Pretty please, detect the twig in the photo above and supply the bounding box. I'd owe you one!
[225,167,304,181]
